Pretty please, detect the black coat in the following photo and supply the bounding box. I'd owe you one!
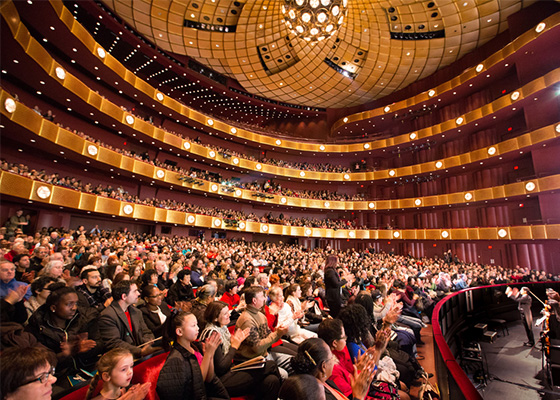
[138,301,173,338]
[166,280,194,306]
[26,305,101,377]
[156,342,229,400]
[324,267,344,317]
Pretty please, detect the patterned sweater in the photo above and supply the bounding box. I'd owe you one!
[235,305,280,360]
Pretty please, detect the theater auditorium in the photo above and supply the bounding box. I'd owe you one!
[1,0,560,399]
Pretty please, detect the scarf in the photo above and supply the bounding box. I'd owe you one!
[201,323,232,354]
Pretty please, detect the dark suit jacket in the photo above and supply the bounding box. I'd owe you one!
[99,302,155,358]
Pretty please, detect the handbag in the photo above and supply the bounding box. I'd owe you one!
[368,380,400,400]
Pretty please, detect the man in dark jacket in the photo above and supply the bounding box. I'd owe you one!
[76,267,112,311]
[98,280,159,358]
[506,286,535,346]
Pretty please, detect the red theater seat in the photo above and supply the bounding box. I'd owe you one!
[57,380,101,400]
[130,351,170,400]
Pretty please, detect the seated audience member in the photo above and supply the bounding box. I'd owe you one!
[278,374,326,400]
[370,291,417,356]
[166,269,194,306]
[29,245,49,273]
[338,304,419,392]
[267,286,317,343]
[138,284,172,338]
[76,267,112,311]
[98,280,159,358]
[37,260,65,283]
[3,241,27,263]
[26,285,101,385]
[200,301,281,400]
[191,283,216,329]
[235,286,293,378]
[128,260,143,282]
[24,276,57,321]
[102,263,123,290]
[285,283,320,332]
[13,253,33,283]
[85,348,150,400]
[220,279,240,310]
[190,258,206,287]
[139,269,159,291]
[112,272,130,286]
[290,338,376,400]
[0,346,57,400]
[157,311,228,400]
[0,260,31,301]
[154,260,171,290]
[317,318,407,400]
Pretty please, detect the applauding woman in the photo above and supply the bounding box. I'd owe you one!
[200,301,281,400]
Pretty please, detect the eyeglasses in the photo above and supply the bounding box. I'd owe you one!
[148,293,164,298]
[23,366,55,385]
[338,335,348,341]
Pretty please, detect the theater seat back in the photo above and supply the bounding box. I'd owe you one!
[57,380,101,400]
[130,351,170,400]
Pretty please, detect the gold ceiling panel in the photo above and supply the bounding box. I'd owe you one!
[41,0,558,152]
[99,0,537,108]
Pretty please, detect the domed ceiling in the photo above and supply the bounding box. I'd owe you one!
[101,0,535,108]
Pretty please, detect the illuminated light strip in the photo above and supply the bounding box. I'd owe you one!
[2,170,558,240]
[39,1,560,153]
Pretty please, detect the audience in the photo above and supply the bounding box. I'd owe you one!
[1,222,557,399]
[2,159,363,230]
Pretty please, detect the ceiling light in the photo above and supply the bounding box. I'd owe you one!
[282,0,347,42]
[4,98,16,113]
[55,67,66,80]
[525,182,536,191]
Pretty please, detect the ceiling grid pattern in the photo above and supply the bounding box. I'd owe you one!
[101,0,537,108]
